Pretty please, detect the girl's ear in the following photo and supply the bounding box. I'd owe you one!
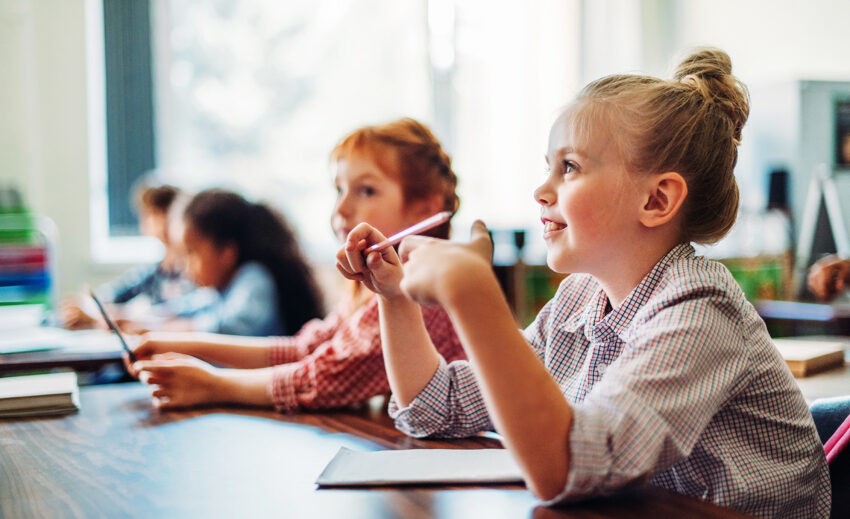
[639,172,688,228]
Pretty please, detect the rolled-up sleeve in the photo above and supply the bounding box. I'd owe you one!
[389,356,493,438]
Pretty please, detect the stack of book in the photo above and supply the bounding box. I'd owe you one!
[0,372,80,417]
[0,188,51,308]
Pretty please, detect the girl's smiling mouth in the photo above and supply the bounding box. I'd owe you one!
[542,218,567,234]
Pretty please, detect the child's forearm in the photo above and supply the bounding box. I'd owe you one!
[170,333,275,368]
[442,268,573,501]
[216,367,275,406]
[197,335,277,368]
[378,296,442,407]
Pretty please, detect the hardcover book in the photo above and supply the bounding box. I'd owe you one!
[772,338,846,377]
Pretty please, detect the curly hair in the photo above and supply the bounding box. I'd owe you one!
[184,189,324,334]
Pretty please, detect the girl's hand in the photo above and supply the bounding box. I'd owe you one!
[132,353,224,409]
[336,223,406,299]
[116,318,150,335]
[125,332,194,378]
[808,255,850,301]
[59,298,99,330]
[399,220,493,306]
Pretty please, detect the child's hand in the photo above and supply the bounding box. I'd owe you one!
[399,220,493,305]
[125,332,192,378]
[116,318,150,335]
[59,298,99,330]
[808,255,850,301]
[132,353,222,409]
[336,223,406,299]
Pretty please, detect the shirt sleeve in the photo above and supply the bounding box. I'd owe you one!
[388,292,556,438]
[266,312,344,365]
[547,289,751,504]
[268,298,391,413]
[97,263,160,303]
[389,356,494,438]
[267,299,466,414]
[192,263,280,336]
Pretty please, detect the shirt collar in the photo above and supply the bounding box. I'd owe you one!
[561,242,695,339]
[604,242,694,338]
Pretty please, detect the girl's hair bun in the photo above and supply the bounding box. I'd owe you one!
[674,48,749,144]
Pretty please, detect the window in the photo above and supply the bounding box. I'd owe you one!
[102,0,156,238]
[92,0,580,263]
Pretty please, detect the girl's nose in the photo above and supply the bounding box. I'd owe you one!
[533,181,554,206]
[333,193,352,217]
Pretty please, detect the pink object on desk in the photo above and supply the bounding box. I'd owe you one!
[825,413,850,464]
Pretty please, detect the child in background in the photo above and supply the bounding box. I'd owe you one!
[128,118,466,412]
[337,50,829,517]
[125,188,325,337]
[60,183,195,329]
[807,254,850,301]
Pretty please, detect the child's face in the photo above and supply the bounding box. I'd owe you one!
[182,223,237,290]
[139,208,169,244]
[331,153,426,242]
[534,109,646,276]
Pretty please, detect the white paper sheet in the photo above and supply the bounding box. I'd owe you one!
[0,327,122,355]
[315,447,523,487]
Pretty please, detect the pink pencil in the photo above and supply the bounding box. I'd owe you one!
[824,412,850,464]
[366,211,452,253]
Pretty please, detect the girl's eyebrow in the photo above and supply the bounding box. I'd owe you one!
[351,171,384,181]
[553,146,586,158]
[334,171,383,188]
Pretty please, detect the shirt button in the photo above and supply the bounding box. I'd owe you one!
[597,364,607,375]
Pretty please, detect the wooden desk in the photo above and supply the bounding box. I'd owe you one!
[0,383,746,518]
[796,362,850,402]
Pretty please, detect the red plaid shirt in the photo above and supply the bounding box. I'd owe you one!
[267,295,464,413]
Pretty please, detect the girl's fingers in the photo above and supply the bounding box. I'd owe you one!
[153,352,191,361]
[335,249,354,274]
[344,223,387,272]
[397,235,433,263]
[335,263,363,281]
[133,361,176,379]
[344,238,369,275]
[152,395,173,409]
[151,387,171,399]
[468,220,493,261]
[144,372,171,386]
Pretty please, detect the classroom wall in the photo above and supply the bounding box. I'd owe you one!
[3,0,850,298]
[0,0,111,300]
[668,0,850,240]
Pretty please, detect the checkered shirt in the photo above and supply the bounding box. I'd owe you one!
[267,295,465,413]
[389,243,830,518]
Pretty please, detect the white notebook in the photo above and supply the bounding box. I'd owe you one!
[316,447,523,487]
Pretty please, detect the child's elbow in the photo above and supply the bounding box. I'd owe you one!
[526,471,567,502]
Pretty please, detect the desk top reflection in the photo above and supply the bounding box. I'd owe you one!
[0,383,746,518]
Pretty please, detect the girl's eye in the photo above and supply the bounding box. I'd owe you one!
[357,186,377,197]
[562,160,577,174]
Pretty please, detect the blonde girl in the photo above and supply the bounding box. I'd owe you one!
[338,50,829,518]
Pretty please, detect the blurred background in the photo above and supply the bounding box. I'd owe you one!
[2,0,850,321]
